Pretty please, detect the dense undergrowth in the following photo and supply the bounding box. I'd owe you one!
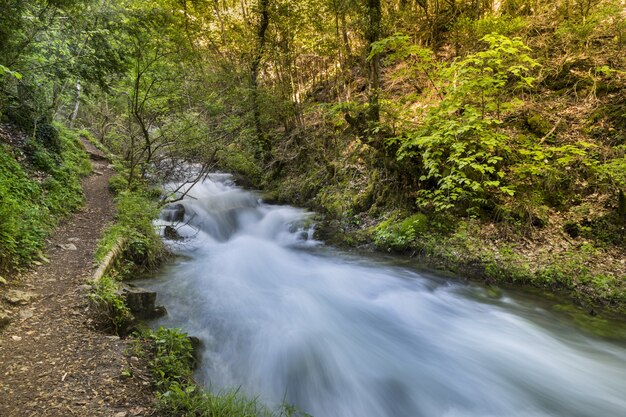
[0,123,91,273]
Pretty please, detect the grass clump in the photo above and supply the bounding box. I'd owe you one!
[0,123,91,272]
[88,274,133,333]
[134,327,307,417]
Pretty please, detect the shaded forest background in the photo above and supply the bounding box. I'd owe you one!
[1,0,625,312]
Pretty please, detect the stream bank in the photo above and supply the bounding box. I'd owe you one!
[259,179,626,320]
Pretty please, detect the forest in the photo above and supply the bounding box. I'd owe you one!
[1,0,626,309]
[2,1,626,416]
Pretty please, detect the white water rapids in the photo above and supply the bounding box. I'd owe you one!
[142,173,626,417]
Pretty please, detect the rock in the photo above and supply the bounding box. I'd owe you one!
[0,276,7,285]
[11,335,22,341]
[188,336,203,369]
[18,309,34,320]
[163,225,182,240]
[67,237,80,242]
[154,305,167,317]
[58,243,77,251]
[119,284,167,319]
[0,311,11,328]
[5,290,36,305]
[161,203,186,222]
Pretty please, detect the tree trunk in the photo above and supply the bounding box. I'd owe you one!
[618,189,626,220]
[250,0,270,160]
[69,79,81,128]
[366,0,382,123]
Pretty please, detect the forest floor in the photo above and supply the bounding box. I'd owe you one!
[0,141,156,416]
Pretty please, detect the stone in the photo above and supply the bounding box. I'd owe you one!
[18,309,34,320]
[119,284,167,319]
[5,290,36,305]
[58,243,77,251]
[188,336,203,369]
[67,237,80,242]
[163,225,182,241]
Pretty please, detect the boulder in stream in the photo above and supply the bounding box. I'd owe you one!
[164,225,183,241]
[118,284,167,319]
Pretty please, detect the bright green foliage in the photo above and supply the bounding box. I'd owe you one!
[144,327,195,390]
[374,213,428,251]
[0,65,21,80]
[396,35,539,213]
[0,124,90,272]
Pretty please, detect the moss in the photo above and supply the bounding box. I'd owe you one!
[552,303,626,338]
[526,113,552,136]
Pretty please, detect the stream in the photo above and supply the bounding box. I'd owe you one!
[140,173,626,417]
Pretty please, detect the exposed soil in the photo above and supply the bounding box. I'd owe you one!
[0,142,156,416]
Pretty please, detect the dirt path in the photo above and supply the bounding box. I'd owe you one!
[0,147,155,416]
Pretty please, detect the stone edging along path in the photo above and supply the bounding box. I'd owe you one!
[0,141,155,417]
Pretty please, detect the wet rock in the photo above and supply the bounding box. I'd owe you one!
[161,204,185,222]
[119,284,167,319]
[4,290,36,305]
[188,336,202,369]
[164,225,182,241]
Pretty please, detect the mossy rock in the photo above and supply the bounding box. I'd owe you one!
[525,113,552,136]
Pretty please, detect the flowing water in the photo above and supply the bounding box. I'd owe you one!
[142,173,626,417]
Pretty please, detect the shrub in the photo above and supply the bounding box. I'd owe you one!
[374,213,428,251]
[396,34,539,214]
